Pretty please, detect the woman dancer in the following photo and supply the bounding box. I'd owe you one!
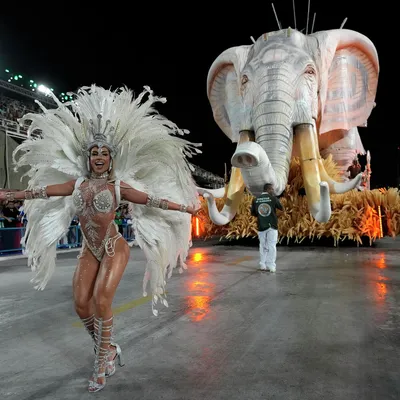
[0,85,201,392]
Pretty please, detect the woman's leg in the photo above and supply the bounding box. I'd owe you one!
[72,245,100,340]
[89,238,130,391]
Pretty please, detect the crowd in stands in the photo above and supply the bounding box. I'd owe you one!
[0,93,39,122]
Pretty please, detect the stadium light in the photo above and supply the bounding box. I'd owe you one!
[38,84,52,96]
[3,63,71,102]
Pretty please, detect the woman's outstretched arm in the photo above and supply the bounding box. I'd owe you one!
[0,180,76,201]
[119,181,200,216]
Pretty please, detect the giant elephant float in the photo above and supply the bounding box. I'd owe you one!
[197,27,379,224]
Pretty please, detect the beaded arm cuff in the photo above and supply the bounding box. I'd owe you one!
[146,195,185,211]
[146,195,168,210]
[5,192,15,201]
[24,186,48,200]
[146,195,160,208]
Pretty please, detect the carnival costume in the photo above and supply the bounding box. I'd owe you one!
[9,84,201,392]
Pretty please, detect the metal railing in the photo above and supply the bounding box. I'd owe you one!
[0,222,135,255]
[0,117,41,139]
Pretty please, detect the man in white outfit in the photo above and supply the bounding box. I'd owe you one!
[251,183,283,272]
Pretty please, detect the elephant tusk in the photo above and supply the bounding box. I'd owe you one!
[224,166,246,209]
[311,124,363,193]
[295,123,331,223]
[197,131,251,226]
[196,186,226,199]
[317,157,363,193]
[198,166,245,225]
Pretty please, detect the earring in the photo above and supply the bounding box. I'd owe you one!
[108,160,113,172]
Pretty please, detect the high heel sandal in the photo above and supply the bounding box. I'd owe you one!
[93,341,124,377]
[106,342,125,377]
[88,316,113,393]
[105,316,124,377]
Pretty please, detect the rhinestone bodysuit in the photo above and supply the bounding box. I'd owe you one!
[72,177,120,261]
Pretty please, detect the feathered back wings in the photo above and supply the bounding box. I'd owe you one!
[13,85,202,305]
[106,86,202,314]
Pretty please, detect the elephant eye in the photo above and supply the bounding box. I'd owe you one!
[241,75,249,85]
[305,67,315,75]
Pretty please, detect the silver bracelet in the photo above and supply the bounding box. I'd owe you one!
[5,192,15,201]
[24,190,33,200]
[146,195,169,210]
[31,186,48,199]
[160,199,168,210]
[179,204,188,213]
[146,194,160,208]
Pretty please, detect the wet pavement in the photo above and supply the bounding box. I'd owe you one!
[1,238,399,399]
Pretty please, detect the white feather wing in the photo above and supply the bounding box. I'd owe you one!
[114,88,201,314]
[13,101,86,290]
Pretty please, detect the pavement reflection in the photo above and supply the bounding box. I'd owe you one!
[373,252,388,307]
[185,250,216,322]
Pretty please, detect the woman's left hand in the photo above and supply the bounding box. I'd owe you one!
[187,206,201,217]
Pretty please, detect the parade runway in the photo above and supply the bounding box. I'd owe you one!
[1,239,399,399]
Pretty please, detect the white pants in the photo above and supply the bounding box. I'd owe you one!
[258,228,278,270]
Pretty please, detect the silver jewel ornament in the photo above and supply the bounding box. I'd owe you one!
[86,114,116,157]
[93,190,113,213]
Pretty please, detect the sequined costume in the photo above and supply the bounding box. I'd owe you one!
[73,176,121,260]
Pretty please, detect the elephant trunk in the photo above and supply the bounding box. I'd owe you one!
[254,114,293,195]
[295,123,331,222]
[232,89,294,196]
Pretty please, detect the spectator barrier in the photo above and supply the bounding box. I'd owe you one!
[0,219,135,255]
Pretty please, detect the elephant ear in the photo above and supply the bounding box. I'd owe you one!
[207,45,252,143]
[314,29,379,134]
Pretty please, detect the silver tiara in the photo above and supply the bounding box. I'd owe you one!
[86,114,116,156]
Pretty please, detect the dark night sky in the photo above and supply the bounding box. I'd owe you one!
[0,2,395,187]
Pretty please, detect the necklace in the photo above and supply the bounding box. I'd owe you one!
[90,171,109,179]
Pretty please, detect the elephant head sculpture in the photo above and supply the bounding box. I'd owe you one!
[198,27,379,225]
